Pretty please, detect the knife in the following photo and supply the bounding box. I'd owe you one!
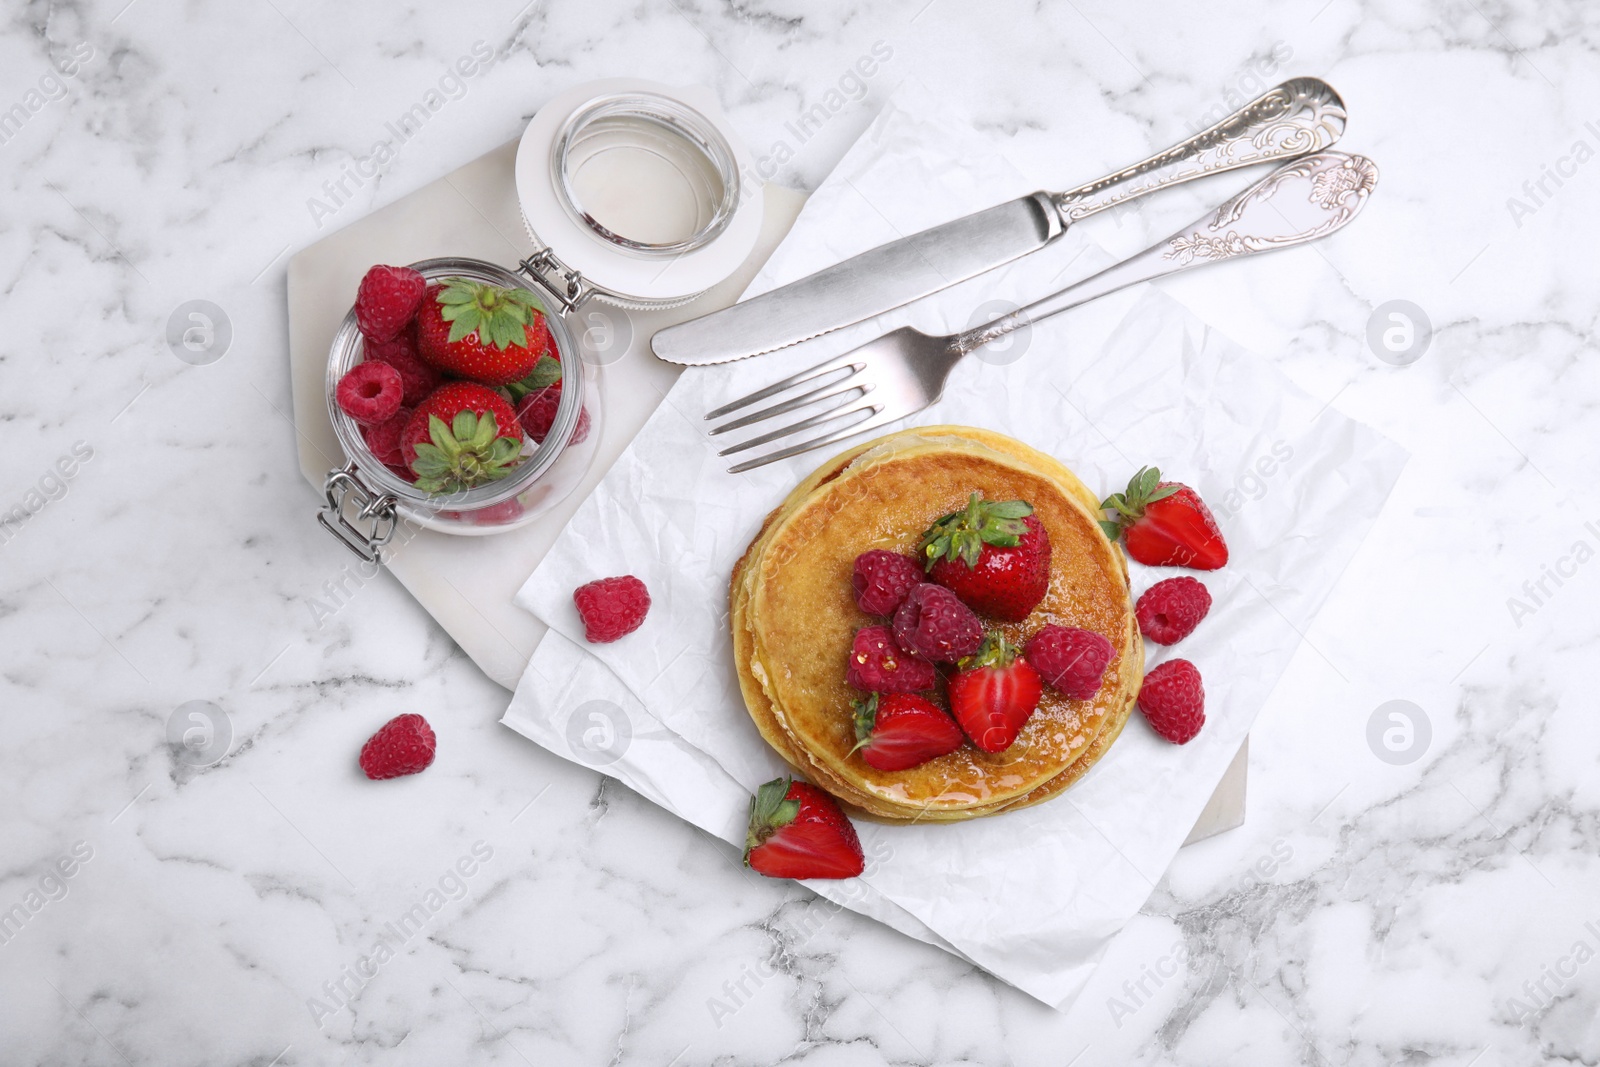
[652,77,1346,366]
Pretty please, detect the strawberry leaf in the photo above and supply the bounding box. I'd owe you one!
[848,695,880,755]
[433,279,540,351]
[919,493,1034,571]
[409,404,524,494]
[744,777,800,861]
[505,355,562,400]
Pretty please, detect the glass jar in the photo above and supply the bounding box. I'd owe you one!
[319,257,599,560]
[317,80,762,563]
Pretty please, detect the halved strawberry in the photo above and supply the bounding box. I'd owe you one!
[743,778,864,880]
[1099,467,1228,570]
[920,494,1051,621]
[946,634,1043,753]
[849,693,965,771]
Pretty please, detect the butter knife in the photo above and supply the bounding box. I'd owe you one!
[651,77,1346,366]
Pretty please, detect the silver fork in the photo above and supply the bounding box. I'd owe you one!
[707,151,1378,473]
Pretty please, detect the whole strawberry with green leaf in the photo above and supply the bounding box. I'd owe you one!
[416,278,551,386]
[919,493,1051,622]
[1099,466,1228,570]
[402,382,525,494]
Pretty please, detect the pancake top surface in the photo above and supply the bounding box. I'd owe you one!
[747,436,1137,810]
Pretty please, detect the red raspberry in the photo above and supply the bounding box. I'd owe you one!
[515,380,591,446]
[846,624,938,692]
[336,361,404,424]
[362,406,411,466]
[893,583,983,663]
[359,713,436,780]
[573,575,650,643]
[1137,659,1205,744]
[355,264,426,343]
[469,498,526,526]
[1024,625,1114,700]
[1136,577,1212,645]
[366,325,442,407]
[852,550,922,616]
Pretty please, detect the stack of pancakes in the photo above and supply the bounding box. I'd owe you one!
[730,426,1144,823]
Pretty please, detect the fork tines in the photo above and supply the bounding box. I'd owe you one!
[704,352,894,473]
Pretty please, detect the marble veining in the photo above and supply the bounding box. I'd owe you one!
[2,0,1599,1063]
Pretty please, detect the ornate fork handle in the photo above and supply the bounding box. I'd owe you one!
[1051,77,1347,225]
[957,152,1378,354]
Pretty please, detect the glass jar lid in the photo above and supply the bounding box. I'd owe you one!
[515,79,764,311]
[552,92,741,257]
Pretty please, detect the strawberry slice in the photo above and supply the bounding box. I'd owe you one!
[1099,467,1228,570]
[743,778,864,880]
[946,634,1043,753]
[919,494,1051,621]
[849,693,965,771]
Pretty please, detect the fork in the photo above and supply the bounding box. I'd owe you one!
[706,151,1378,473]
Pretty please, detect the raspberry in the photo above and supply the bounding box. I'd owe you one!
[336,361,404,424]
[893,583,983,663]
[1137,659,1205,744]
[1136,577,1212,645]
[362,406,411,466]
[852,550,922,616]
[355,264,426,343]
[469,498,526,527]
[574,575,650,643]
[846,625,938,692]
[359,713,436,780]
[515,380,591,446]
[366,325,441,407]
[1024,625,1114,700]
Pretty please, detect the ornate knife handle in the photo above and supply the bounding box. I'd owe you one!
[1050,77,1347,225]
[956,153,1377,354]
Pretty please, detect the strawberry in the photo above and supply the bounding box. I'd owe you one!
[359,713,436,780]
[946,634,1043,753]
[920,494,1051,621]
[849,692,965,771]
[415,278,551,386]
[1099,467,1228,570]
[401,381,524,494]
[354,265,426,343]
[743,777,864,880]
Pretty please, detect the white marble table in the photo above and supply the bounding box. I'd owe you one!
[2,1,1596,1063]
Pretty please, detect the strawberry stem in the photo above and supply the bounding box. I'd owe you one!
[958,632,1018,672]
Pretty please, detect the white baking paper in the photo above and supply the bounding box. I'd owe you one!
[502,80,1408,1011]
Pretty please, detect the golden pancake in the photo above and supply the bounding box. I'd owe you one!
[730,438,1138,822]
[729,427,1142,822]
